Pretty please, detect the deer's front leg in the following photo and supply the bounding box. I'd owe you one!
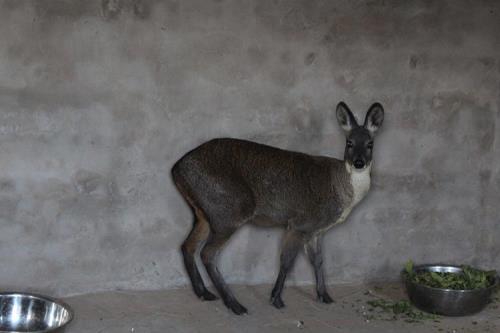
[270,230,303,309]
[305,235,334,304]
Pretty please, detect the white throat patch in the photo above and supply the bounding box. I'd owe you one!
[317,163,372,235]
[348,163,371,207]
[332,163,371,227]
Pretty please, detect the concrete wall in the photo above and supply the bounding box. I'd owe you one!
[0,0,498,296]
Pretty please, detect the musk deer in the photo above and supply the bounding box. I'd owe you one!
[172,102,384,315]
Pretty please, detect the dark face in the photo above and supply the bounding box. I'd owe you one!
[336,102,384,170]
[345,127,374,169]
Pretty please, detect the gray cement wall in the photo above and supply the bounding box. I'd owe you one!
[0,0,498,297]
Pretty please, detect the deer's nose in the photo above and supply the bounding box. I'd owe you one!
[353,159,365,169]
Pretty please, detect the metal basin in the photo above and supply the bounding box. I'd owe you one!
[0,293,73,332]
[404,265,498,316]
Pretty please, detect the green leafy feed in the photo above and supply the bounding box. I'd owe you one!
[365,299,440,323]
[404,260,496,290]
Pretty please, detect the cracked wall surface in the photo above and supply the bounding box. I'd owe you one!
[0,0,498,296]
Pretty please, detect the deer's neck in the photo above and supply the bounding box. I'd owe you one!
[345,162,371,208]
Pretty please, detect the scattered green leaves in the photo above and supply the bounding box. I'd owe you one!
[365,299,439,323]
[403,261,496,290]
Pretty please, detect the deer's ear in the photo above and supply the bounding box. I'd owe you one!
[364,103,384,134]
[336,102,358,133]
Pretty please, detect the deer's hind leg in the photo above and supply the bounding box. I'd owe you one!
[201,227,248,315]
[199,181,256,315]
[178,166,256,314]
[181,207,218,301]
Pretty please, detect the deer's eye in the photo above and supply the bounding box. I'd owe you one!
[346,141,354,148]
[367,142,374,149]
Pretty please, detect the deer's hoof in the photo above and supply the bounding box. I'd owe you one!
[225,300,248,315]
[271,296,285,309]
[200,290,218,301]
[318,292,334,304]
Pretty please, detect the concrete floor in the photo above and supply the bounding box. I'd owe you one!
[64,283,499,333]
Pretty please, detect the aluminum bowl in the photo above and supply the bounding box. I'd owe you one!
[0,292,73,333]
[404,264,498,316]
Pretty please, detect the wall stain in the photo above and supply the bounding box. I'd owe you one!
[427,91,495,154]
[34,0,96,20]
[101,0,122,19]
[478,57,495,69]
[409,55,417,69]
[132,0,150,19]
[304,52,316,66]
[0,179,16,192]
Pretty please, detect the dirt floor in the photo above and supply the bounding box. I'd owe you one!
[64,283,499,332]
